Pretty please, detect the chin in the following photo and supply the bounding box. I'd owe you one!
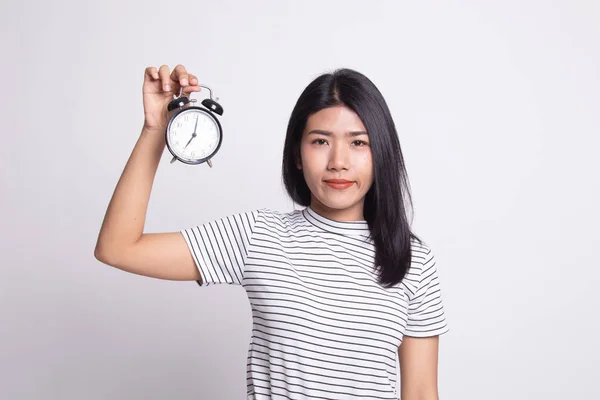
[313,193,363,212]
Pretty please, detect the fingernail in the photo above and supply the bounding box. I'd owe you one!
[164,84,170,91]
[181,78,188,85]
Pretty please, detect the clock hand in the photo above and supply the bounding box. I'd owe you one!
[183,133,196,149]
[183,114,200,149]
[170,115,200,164]
[193,114,199,133]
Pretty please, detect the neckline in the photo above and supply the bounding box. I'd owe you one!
[301,206,371,237]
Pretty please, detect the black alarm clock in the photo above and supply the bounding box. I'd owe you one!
[165,85,224,167]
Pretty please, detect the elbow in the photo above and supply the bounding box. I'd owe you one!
[94,242,117,266]
[94,244,108,264]
[94,237,139,269]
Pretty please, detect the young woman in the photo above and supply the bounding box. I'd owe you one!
[94,64,449,400]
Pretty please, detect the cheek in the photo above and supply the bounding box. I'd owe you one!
[300,145,326,171]
[358,152,374,178]
[359,163,374,189]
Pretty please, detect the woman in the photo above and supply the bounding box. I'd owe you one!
[94,64,449,399]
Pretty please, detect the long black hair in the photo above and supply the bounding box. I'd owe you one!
[281,68,422,288]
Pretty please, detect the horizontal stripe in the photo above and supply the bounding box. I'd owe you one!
[181,207,448,399]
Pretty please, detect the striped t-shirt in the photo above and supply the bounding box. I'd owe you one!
[181,206,449,399]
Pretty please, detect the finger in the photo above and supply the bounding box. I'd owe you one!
[171,64,189,88]
[181,85,202,95]
[171,64,189,86]
[144,66,159,81]
[179,74,201,96]
[158,65,172,92]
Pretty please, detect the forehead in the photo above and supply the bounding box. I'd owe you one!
[305,106,366,132]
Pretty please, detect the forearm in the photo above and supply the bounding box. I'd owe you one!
[94,126,165,258]
[400,391,438,400]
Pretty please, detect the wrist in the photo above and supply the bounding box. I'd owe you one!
[140,125,167,151]
[141,123,165,136]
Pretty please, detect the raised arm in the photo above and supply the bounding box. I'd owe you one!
[94,64,203,281]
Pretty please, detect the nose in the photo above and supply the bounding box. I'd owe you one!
[327,142,349,171]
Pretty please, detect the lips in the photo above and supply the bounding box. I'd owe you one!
[325,179,353,184]
[324,179,355,190]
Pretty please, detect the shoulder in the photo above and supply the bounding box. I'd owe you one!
[409,237,435,270]
[254,207,307,227]
[402,237,437,292]
[195,207,307,233]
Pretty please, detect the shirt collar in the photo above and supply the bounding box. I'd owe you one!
[302,206,371,238]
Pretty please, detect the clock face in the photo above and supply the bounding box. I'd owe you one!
[167,108,221,163]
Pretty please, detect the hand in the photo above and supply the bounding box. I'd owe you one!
[141,64,202,132]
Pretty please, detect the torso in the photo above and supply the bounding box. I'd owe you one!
[243,207,417,399]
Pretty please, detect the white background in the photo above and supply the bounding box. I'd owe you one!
[1,0,599,399]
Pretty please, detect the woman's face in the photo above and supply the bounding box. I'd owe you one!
[298,105,374,221]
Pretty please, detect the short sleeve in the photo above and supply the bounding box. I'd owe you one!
[404,246,449,337]
[180,209,260,286]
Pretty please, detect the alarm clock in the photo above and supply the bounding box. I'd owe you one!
[165,85,224,167]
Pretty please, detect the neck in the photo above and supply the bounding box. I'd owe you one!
[309,197,365,222]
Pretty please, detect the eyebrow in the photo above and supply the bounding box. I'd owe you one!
[308,129,368,137]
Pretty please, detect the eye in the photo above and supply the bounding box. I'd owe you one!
[312,139,328,145]
[352,140,369,146]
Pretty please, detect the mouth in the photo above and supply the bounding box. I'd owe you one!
[323,179,355,190]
